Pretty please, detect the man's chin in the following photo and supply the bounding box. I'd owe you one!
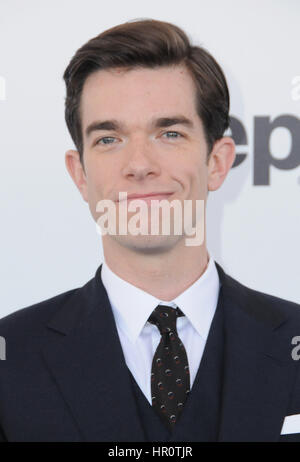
[108,233,184,255]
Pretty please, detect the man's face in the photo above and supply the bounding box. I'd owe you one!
[66,64,233,254]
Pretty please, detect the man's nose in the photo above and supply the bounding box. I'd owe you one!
[121,137,161,180]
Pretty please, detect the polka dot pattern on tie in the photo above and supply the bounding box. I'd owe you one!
[148,304,190,431]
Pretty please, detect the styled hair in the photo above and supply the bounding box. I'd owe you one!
[63,18,230,164]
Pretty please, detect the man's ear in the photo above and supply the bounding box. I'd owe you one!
[207,137,236,191]
[65,149,89,202]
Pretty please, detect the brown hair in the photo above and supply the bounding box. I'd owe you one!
[63,18,230,164]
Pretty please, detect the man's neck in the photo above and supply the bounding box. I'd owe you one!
[102,237,209,301]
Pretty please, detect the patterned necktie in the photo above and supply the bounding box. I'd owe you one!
[148,304,190,431]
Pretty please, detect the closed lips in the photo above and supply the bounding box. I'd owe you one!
[117,192,173,201]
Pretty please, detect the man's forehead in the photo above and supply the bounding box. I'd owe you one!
[81,64,196,106]
[84,63,190,83]
[80,65,199,134]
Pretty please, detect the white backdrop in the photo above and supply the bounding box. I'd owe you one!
[0,0,299,318]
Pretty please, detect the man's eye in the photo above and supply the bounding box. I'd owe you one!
[163,131,183,139]
[95,137,116,145]
[95,132,182,145]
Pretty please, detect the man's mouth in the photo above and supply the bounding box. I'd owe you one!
[116,192,174,204]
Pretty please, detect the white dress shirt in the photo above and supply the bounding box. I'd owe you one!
[100,254,221,404]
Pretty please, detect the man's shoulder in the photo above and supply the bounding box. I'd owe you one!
[0,269,103,364]
[215,262,300,326]
[0,287,81,336]
[217,263,300,324]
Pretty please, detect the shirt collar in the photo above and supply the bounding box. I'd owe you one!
[100,254,220,344]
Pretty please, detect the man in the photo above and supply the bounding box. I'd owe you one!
[0,18,300,442]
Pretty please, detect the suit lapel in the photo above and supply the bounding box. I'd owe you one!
[215,263,298,441]
[41,265,145,442]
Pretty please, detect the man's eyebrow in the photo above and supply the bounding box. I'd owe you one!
[155,116,194,129]
[85,120,120,138]
[85,115,194,138]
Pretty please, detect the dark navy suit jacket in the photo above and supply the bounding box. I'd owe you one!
[0,262,300,441]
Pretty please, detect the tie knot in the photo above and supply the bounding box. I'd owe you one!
[148,304,184,335]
